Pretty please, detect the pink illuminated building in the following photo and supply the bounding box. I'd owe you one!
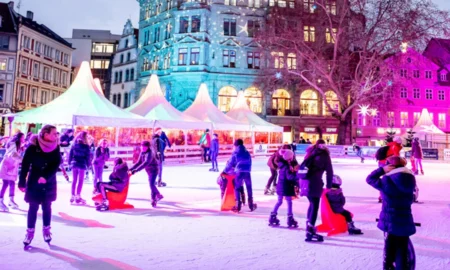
[354,46,450,146]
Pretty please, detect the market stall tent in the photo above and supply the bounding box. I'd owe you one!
[412,108,445,135]
[183,83,249,131]
[227,91,283,132]
[13,61,149,128]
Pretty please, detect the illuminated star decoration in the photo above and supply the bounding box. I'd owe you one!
[370,108,378,116]
[357,105,370,116]
[387,80,393,86]
[275,72,282,79]
[238,22,248,35]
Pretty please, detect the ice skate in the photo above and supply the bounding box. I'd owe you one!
[248,199,257,212]
[70,195,76,204]
[23,228,35,246]
[214,168,219,172]
[209,168,214,172]
[155,194,164,202]
[378,196,382,203]
[231,201,242,213]
[305,222,324,242]
[268,212,280,226]
[157,181,167,187]
[264,187,271,195]
[43,226,52,243]
[270,187,276,195]
[421,170,424,175]
[347,222,363,235]
[0,198,9,212]
[287,215,298,228]
[96,199,109,211]
[75,196,86,205]
[8,197,19,209]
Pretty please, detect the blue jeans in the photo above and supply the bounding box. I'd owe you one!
[72,168,85,196]
[273,195,293,216]
[0,180,15,198]
[157,161,163,182]
[210,151,218,169]
[93,165,104,191]
[234,172,253,203]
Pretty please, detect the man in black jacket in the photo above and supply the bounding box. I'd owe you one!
[153,128,166,187]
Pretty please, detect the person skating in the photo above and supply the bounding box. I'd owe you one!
[366,156,416,270]
[96,158,129,211]
[377,136,403,203]
[129,141,163,207]
[269,149,299,227]
[199,129,211,163]
[59,129,74,171]
[223,139,256,213]
[56,132,70,182]
[264,144,292,195]
[18,125,61,246]
[300,139,333,242]
[84,135,96,182]
[93,139,110,194]
[159,129,171,162]
[209,134,219,172]
[411,137,424,175]
[69,131,92,205]
[152,128,167,187]
[0,132,25,211]
[326,175,363,235]
[353,143,365,163]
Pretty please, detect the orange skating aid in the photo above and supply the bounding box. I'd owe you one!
[316,189,349,236]
[92,183,134,210]
[220,173,236,211]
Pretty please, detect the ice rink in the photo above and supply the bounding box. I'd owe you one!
[0,157,449,270]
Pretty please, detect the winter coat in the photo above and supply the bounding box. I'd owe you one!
[267,151,281,170]
[69,141,92,170]
[302,145,333,198]
[199,133,211,148]
[108,162,130,192]
[0,143,23,181]
[411,141,423,159]
[130,149,159,175]
[160,132,171,151]
[366,167,416,237]
[379,142,402,165]
[18,141,61,204]
[152,134,164,160]
[276,158,299,197]
[224,145,252,173]
[326,188,346,214]
[93,147,110,166]
[59,134,73,148]
[210,138,219,154]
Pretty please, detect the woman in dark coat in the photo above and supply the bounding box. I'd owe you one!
[69,131,92,204]
[96,158,129,211]
[366,156,416,270]
[301,139,333,242]
[18,125,61,246]
[411,137,423,175]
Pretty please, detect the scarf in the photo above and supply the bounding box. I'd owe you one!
[30,135,58,153]
[385,166,414,176]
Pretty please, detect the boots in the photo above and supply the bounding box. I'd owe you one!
[248,198,257,212]
[0,198,9,212]
[9,197,19,209]
[23,228,35,246]
[232,201,242,213]
[347,222,363,235]
[43,226,52,243]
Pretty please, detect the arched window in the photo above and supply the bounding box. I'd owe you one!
[127,52,131,62]
[300,89,318,115]
[125,69,130,82]
[125,39,129,48]
[323,91,340,116]
[120,54,124,64]
[244,87,262,113]
[272,89,290,116]
[130,69,135,81]
[112,94,117,105]
[124,93,129,108]
[117,93,122,108]
[218,86,237,112]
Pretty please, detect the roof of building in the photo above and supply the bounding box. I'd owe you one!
[0,2,18,34]
[423,38,450,67]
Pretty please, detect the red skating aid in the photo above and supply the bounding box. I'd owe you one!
[220,173,236,211]
[92,182,134,210]
[316,189,349,236]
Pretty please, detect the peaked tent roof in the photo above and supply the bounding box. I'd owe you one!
[412,108,445,135]
[227,92,283,132]
[13,62,150,127]
[183,84,249,131]
[126,74,210,129]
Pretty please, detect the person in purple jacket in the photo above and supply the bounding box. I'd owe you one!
[92,139,110,194]
[96,158,129,211]
[209,134,219,172]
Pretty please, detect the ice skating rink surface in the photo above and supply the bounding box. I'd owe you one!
[1,157,449,270]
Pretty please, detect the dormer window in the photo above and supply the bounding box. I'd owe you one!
[440,72,447,82]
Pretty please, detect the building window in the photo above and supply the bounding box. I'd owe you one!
[124,93,129,109]
[278,0,287,8]
[438,89,445,101]
[153,27,160,43]
[248,0,261,8]
[192,16,201,33]
[163,54,171,69]
[143,58,150,71]
[358,114,366,127]
[41,90,48,104]
[287,53,297,70]
[119,71,123,83]
[55,50,61,61]
[21,58,28,75]
[19,85,25,102]
[31,87,37,103]
[248,20,260,38]
[43,67,51,81]
[425,70,432,79]
[51,92,57,101]
[178,48,188,65]
[53,69,59,84]
[130,69,135,81]
[326,28,337,43]
[426,89,433,100]
[322,91,339,116]
[127,52,131,62]
[34,41,42,53]
[0,35,9,49]
[190,48,200,65]
[125,39,129,48]
[117,94,122,107]
[120,54,124,63]
[413,88,420,99]
[269,0,275,6]
[440,73,447,81]
[247,52,260,69]
[33,62,39,78]
[372,112,381,127]
[400,112,408,127]
[22,35,31,49]
[62,72,67,86]
[63,54,69,65]
[272,52,284,69]
[224,18,237,36]
[439,113,446,128]
[114,72,119,84]
[90,60,110,69]
[113,94,117,105]
[165,23,172,39]
[151,56,159,70]
[218,86,237,112]
[180,17,189,33]
[326,0,337,15]
[387,111,395,126]
[272,89,290,116]
[244,87,262,113]
[413,70,419,78]
[400,69,407,78]
[224,0,237,5]
[303,26,316,42]
[400,87,407,98]
[300,90,319,115]
[0,59,6,71]
[144,31,150,45]
[223,50,236,68]
[92,43,114,53]
[125,69,130,82]
[413,112,420,125]
[0,84,3,102]
[304,0,316,13]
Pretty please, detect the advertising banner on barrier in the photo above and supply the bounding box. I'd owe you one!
[405,149,439,160]
[254,144,268,155]
[346,146,380,158]
[327,145,346,156]
[444,149,450,161]
[295,144,310,155]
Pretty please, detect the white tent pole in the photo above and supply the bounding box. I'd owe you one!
[184,129,187,161]
[115,127,119,147]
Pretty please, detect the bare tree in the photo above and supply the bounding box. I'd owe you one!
[255,0,450,144]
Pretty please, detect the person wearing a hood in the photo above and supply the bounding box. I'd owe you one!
[18,125,61,246]
[152,128,167,187]
[411,137,424,175]
[264,144,292,195]
[0,132,25,211]
[68,131,92,205]
[377,136,403,203]
[301,139,333,242]
[96,158,129,211]
[223,139,257,212]
[366,156,416,270]
[209,134,219,172]
[130,140,163,207]
[93,139,110,194]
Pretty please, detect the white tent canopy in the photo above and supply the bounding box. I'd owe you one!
[183,83,249,131]
[13,61,149,127]
[412,108,445,135]
[227,91,283,132]
[126,74,210,129]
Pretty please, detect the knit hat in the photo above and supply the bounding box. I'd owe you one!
[234,139,244,146]
[282,149,294,161]
[141,141,150,147]
[154,127,162,134]
[393,136,402,144]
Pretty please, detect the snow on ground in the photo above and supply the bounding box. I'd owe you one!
[1,157,450,270]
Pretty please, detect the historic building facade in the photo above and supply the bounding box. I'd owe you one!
[110,20,139,108]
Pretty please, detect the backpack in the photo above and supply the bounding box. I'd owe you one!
[375,145,390,161]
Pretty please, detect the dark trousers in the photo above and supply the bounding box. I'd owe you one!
[220,176,245,200]
[234,172,253,203]
[157,161,163,182]
[0,180,15,197]
[341,209,353,222]
[148,172,160,200]
[203,147,210,162]
[307,196,321,225]
[356,150,364,161]
[265,169,278,189]
[210,152,218,169]
[97,182,118,200]
[384,234,410,270]
[28,201,52,229]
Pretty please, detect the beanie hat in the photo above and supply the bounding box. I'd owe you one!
[141,141,150,147]
[393,136,402,144]
[282,149,294,161]
[154,127,162,134]
[332,175,342,186]
[234,139,244,146]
